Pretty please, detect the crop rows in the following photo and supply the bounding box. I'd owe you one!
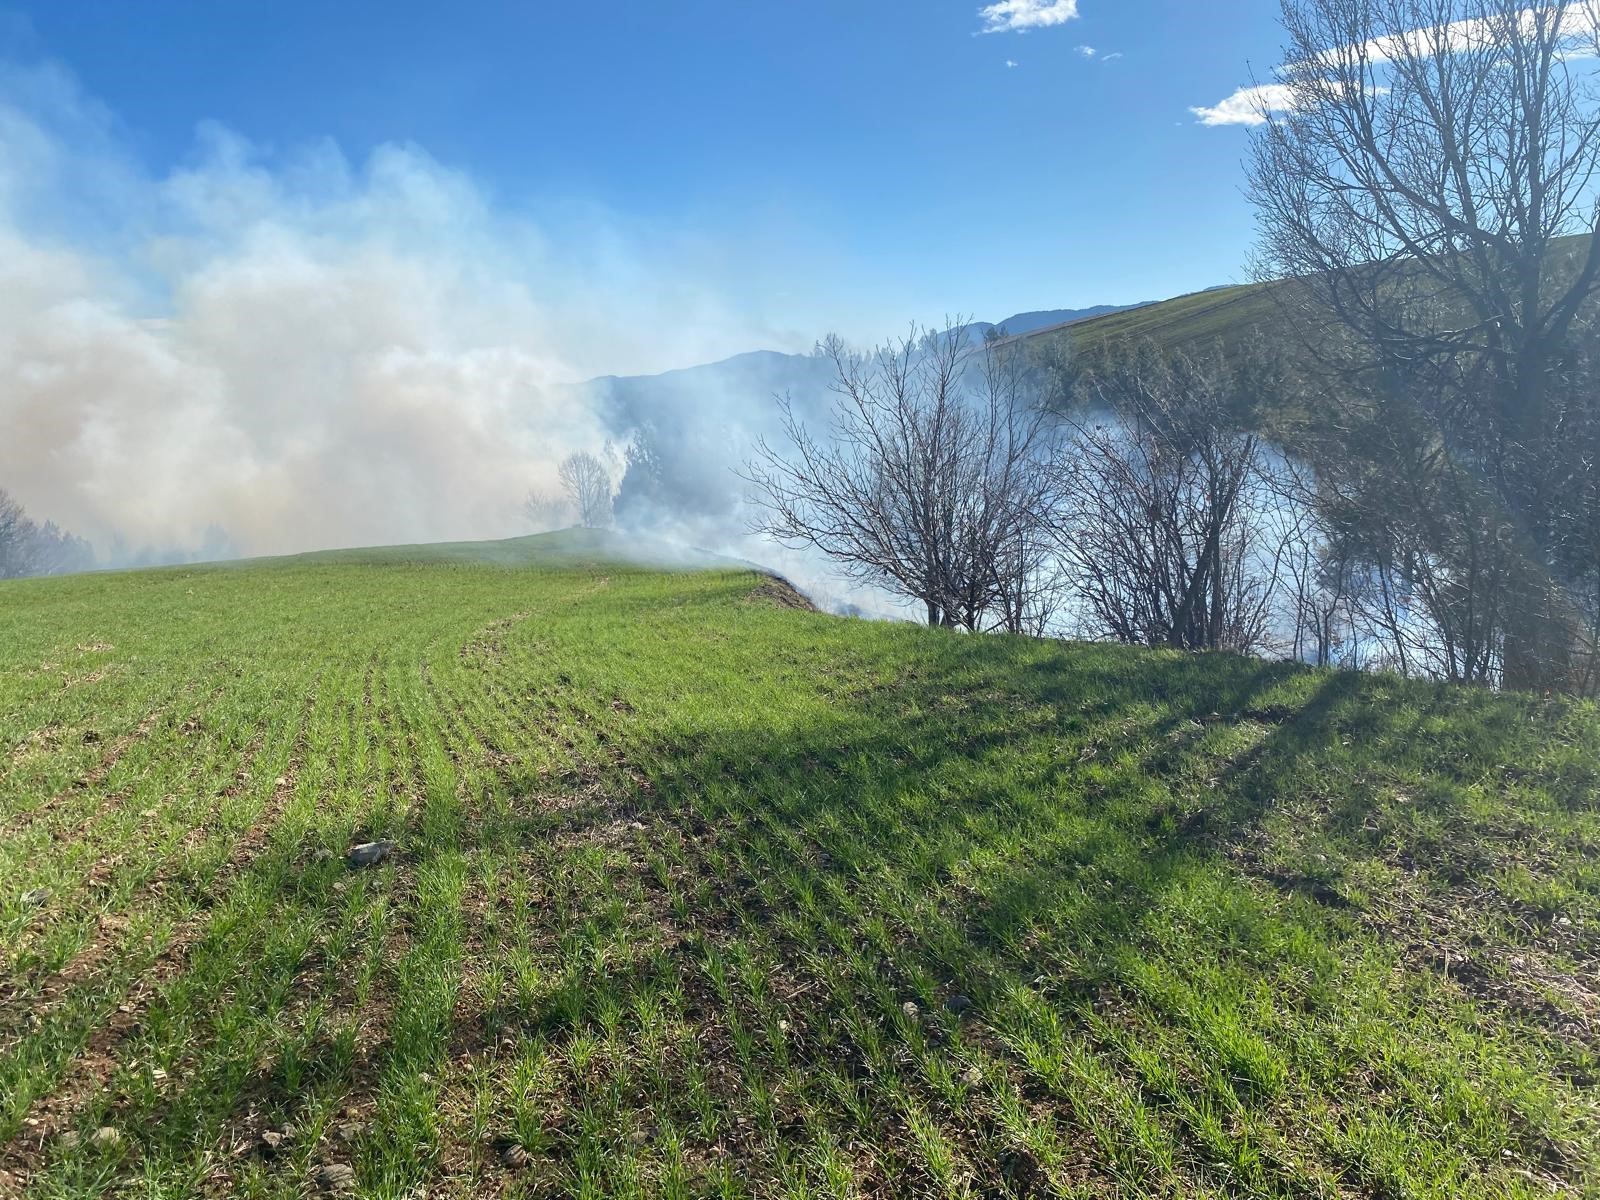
[2,547,1597,1197]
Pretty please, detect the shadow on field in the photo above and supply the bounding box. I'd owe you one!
[606,643,1555,1034]
[48,630,1583,1195]
[625,650,1353,969]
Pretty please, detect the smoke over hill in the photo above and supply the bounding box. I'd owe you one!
[0,58,815,566]
[0,54,1116,612]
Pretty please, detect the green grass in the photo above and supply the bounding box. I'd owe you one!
[1026,232,1597,360]
[2,530,1597,1198]
[1019,283,1282,358]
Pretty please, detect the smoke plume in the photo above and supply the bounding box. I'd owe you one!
[0,55,818,566]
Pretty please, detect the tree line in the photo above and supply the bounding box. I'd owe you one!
[0,488,94,581]
[748,0,1600,696]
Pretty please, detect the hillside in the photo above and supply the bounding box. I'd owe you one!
[260,528,760,573]
[2,535,1598,1197]
[1007,282,1280,358]
[988,303,1150,337]
[1017,232,1598,361]
[966,303,1154,343]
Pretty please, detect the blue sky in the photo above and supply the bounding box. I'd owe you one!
[0,1,1307,560]
[4,0,1287,336]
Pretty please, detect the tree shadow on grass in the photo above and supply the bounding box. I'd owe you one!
[54,640,1594,1197]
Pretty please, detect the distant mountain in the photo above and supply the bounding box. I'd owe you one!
[951,303,1154,346]
[577,350,835,528]
[572,297,1199,534]
[981,302,1153,338]
[585,349,829,404]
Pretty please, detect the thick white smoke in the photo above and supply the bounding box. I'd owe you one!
[0,58,797,561]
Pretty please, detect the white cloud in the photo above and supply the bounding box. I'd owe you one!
[1359,5,1598,61]
[1075,44,1097,58]
[977,0,1079,34]
[1190,84,1295,126]
[1005,59,1020,68]
[1193,5,1600,127]
[1102,51,1124,62]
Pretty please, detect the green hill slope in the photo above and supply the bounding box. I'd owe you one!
[1027,232,1596,360]
[1010,282,1282,360]
[253,526,757,571]
[2,542,1597,1197]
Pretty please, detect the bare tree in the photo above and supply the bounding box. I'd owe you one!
[990,519,1069,637]
[1272,461,1359,668]
[523,489,569,532]
[0,488,35,579]
[745,324,1059,630]
[1249,0,1600,690]
[0,489,93,579]
[557,451,613,530]
[1053,344,1288,654]
[1271,434,1513,682]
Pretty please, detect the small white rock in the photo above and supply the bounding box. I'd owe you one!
[89,1126,121,1151]
[345,840,395,869]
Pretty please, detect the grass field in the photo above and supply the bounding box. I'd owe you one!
[1014,284,1281,360]
[1018,234,1597,362]
[2,530,1598,1198]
